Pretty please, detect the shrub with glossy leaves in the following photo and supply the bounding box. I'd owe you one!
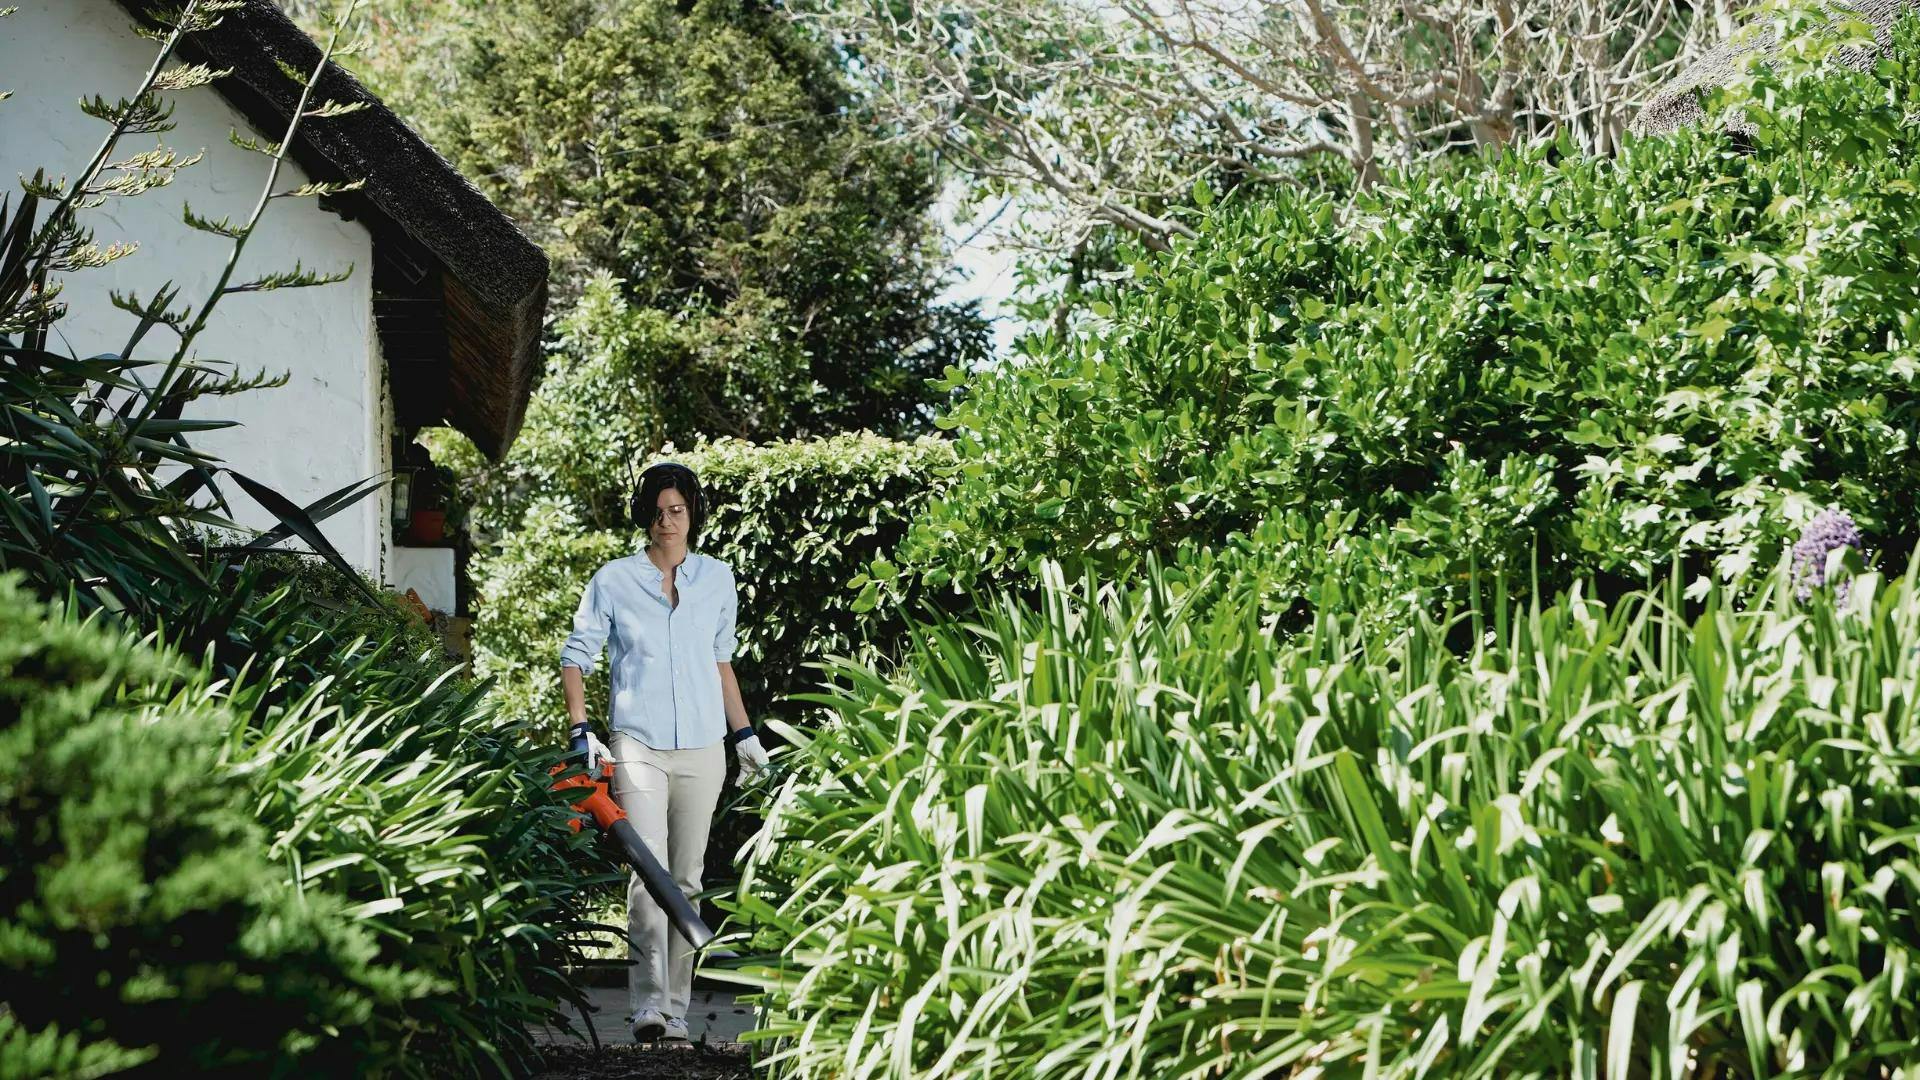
[892,8,1920,626]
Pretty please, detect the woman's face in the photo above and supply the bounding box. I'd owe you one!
[651,486,691,547]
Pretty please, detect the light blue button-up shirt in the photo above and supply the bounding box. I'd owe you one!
[560,550,738,750]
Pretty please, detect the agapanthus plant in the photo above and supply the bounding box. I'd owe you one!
[1793,507,1864,600]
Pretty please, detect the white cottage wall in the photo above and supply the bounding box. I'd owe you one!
[0,0,391,576]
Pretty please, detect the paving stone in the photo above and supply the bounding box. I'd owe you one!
[532,987,758,1048]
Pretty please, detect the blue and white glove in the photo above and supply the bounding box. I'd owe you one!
[570,721,612,773]
[730,725,770,783]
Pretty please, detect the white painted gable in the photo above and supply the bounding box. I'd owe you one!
[1,0,392,577]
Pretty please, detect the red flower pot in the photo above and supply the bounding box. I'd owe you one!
[406,510,446,544]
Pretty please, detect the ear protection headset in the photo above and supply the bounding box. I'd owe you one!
[633,459,709,528]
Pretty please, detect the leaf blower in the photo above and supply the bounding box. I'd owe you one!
[549,760,715,949]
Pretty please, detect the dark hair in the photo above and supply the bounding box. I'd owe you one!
[630,461,708,545]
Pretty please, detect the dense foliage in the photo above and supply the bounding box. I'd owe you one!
[473,432,953,733]
[727,11,1920,1078]
[1,8,604,1073]
[0,575,396,1077]
[889,9,1920,629]
[220,586,603,1075]
[342,0,988,449]
[0,558,603,1078]
[736,553,1920,1077]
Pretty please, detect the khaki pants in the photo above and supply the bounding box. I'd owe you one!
[610,733,726,1020]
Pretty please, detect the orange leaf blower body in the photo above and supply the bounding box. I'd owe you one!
[550,761,715,949]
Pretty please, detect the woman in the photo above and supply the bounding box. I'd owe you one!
[559,459,771,1043]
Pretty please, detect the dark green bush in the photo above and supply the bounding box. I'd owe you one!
[0,574,401,1076]
[893,9,1920,627]
[474,432,953,732]
[0,1014,151,1080]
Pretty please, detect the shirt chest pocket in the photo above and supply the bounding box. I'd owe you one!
[677,591,719,656]
[635,588,715,662]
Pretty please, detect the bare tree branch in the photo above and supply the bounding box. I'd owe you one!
[795,0,1737,252]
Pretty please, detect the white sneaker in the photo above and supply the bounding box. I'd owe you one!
[629,1007,667,1042]
[662,1016,691,1043]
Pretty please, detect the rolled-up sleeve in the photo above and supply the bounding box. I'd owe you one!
[560,570,610,675]
[713,569,738,663]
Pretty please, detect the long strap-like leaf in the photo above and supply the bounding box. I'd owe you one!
[238,472,389,555]
[224,468,379,603]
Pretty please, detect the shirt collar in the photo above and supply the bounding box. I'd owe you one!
[637,549,699,584]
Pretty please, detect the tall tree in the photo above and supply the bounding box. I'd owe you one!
[285,0,987,454]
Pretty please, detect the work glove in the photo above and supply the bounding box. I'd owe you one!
[730,726,770,784]
[569,722,612,773]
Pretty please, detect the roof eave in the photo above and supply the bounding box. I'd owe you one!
[114,0,548,461]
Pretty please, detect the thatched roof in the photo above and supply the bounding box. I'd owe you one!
[1633,0,1909,136]
[114,0,548,460]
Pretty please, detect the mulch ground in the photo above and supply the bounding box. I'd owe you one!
[528,1044,755,1079]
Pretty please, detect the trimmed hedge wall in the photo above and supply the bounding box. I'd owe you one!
[473,432,954,735]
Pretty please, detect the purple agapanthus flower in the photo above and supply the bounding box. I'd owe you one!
[1793,508,1864,602]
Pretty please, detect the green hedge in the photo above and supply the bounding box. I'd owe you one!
[734,552,1920,1076]
[890,10,1920,628]
[473,432,953,734]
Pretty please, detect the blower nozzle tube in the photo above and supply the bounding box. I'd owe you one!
[608,816,715,949]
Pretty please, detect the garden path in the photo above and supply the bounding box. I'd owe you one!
[534,987,756,1045]
[529,987,756,1078]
